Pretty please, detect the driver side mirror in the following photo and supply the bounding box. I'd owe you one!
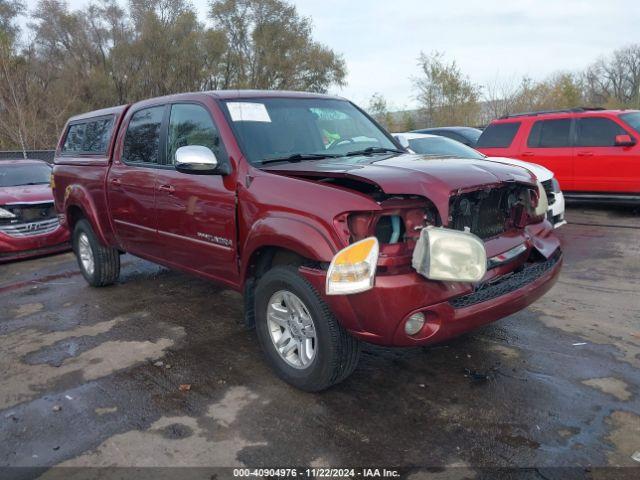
[175,145,219,175]
[615,134,636,147]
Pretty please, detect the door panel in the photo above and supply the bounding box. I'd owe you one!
[520,118,574,190]
[107,105,165,255]
[573,117,635,193]
[155,170,237,281]
[107,165,157,253]
[154,103,238,284]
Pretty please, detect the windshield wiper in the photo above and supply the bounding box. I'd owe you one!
[344,147,405,157]
[260,153,338,165]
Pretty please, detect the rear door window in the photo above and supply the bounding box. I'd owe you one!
[527,119,572,148]
[122,106,165,164]
[62,117,114,154]
[576,117,626,147]
[476,122,521,148]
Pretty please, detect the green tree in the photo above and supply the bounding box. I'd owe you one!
[367,92,395,131]
[413,51,481,127]
[401,111,416,131]
[209,0,346,92]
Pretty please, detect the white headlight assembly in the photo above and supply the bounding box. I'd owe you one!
[0,207,16,219]
[412,227,486,283]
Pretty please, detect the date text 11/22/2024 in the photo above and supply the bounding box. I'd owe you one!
[232,468,401,477]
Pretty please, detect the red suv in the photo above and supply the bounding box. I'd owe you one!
[476,108,640,203]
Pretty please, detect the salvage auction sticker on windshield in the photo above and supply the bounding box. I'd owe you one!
[227,102,271,122]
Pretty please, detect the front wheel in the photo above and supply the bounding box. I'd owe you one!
[73,219,120,287]
[254,266,360,391]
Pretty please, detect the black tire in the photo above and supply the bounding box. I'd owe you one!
[72,219,120,287]
[254,265,360,391]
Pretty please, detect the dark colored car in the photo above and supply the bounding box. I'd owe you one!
[411,126,483,147]
[0,159,70,262]
[53,91,562,391]
[476,108,640,203]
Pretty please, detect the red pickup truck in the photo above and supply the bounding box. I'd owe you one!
[53,91,562,391]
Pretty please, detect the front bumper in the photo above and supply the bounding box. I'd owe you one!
[0,225,71,263]
[301,226,562,347]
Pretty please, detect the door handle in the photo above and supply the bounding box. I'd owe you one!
[110,178,121,185]
[522,152,534,157]
[577,151,594,157]
[158,184,175,193]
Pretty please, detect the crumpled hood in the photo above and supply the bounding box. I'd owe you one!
[262,153,537,201]
[0,184,54,205]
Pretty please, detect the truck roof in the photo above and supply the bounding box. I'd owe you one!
[65,90,345,123]
[67,105,128,123]
[68,90,344,122]
[207,89,345,101]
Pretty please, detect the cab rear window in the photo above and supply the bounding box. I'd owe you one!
[476,122,521,148]
[61,116,115,155]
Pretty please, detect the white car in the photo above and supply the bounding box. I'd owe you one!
[393,132,566,228]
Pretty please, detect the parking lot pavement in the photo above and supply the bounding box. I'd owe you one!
[0,205,638,476]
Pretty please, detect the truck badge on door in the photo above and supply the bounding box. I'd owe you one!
[197,232,232,247]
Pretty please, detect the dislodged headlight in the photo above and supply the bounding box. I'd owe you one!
[0,207,16,219]
[534,181,549,217]
[326,237,379,295]
[412,227,486,283]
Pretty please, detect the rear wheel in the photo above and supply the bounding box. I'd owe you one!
[255,266,360,391]
[73,219,120,287]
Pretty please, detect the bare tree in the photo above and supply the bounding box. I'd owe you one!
[482,74,521,122]
[583,44,640,108]
[0,0,347,149]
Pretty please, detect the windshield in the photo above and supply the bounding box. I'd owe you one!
[619,112,640,134]
[222,98,397,164]
[0,163,51,187]
[407,136,484,159]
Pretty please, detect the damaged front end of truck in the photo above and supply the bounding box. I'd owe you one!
[261,153,563,346]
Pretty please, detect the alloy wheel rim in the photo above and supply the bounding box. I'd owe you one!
[267,290,316,369]
[78,233,95,276]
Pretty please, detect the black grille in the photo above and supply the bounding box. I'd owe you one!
[0,203,56,224]
[541,179,556,205]
[449,249,561,309]
[449,185,530,239]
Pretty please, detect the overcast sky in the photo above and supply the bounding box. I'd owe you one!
[23,0,640,109]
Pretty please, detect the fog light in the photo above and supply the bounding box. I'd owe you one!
[405,312,425,336]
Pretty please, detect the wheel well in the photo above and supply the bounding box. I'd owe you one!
[246,246,311,282]
[66,205,85,231]
[242,247,321,329]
